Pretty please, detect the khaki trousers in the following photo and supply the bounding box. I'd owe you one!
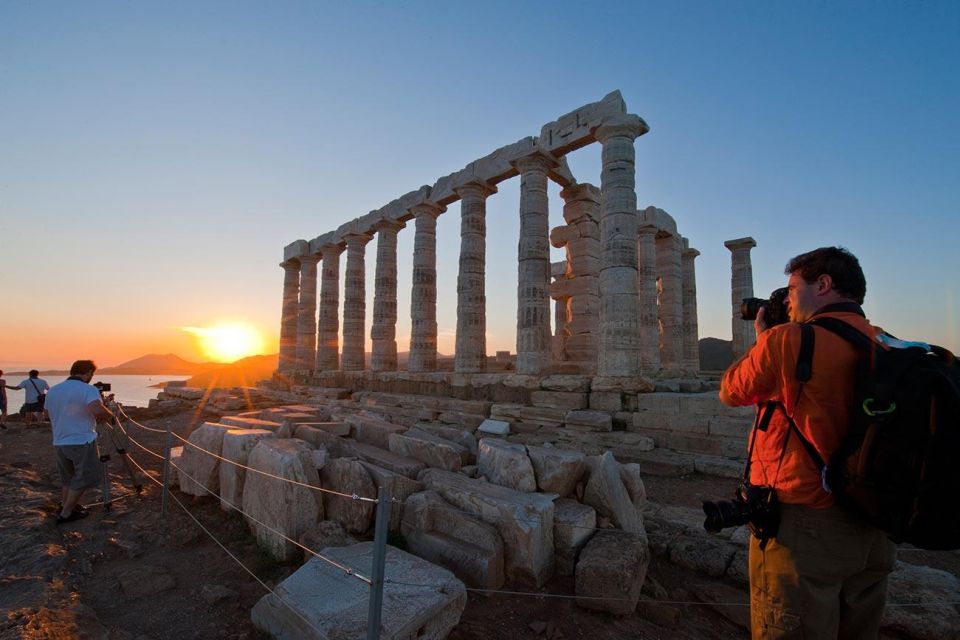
[749,503,896,639]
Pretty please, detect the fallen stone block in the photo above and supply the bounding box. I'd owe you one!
[583,452,642,533]
[575,530,649,615]
[320,458,376,534]
[619,462,647,510]
[477,438,536,492]
[242,438,321,561]
[178,422,231,497]
[419,468,555,587]
[402,490,505,590]
[298,520,349,563]
[345,413,406,449]
[293,424,344,455]
[477,418,511,436]
[389,432,462,472]
[219,416,284,432]
[414,423,478,457]
[250,543,466,640]
[358,461,423,532]
[527,445,586,497]
[294,421,350,437]
[339,440,425,479]
[405,427,471,464]
[554,499,596,576]
[219,429,274,513]
[564,409,613,432]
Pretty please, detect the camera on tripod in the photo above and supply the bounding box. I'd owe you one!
[741,287,790,328]
[93,381,112,393]
[702,481,780,543]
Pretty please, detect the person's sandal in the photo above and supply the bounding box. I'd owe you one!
[55,510,89,525]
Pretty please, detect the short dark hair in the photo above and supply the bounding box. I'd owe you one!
[785,247,866,304]
[29,369,39,378]
[69,360,97,376]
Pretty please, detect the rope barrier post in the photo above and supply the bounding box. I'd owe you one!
[160,421,173,520]
[366,486,391,640]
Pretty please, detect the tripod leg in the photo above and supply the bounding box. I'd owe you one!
[99,454,112,512]
[108,418,143,494]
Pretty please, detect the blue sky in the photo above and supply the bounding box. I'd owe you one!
[1,1,957,367]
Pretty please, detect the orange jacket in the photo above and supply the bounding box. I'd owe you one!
[720,310,882,508]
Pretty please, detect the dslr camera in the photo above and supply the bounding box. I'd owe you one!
[702,482,780,544]
[741,287,790,327]
[93,381,112,393]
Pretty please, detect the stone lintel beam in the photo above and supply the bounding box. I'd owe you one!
[308,232,336,256]
[540,90,636,156]
[546,156,576,188]
[639,206,678,238]
[430,138,536,206]
[374,185,433,223]
[283,239,310,262]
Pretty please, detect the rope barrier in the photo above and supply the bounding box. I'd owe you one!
[115,405,167,433]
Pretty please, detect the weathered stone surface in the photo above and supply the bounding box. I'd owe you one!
[554,499,596,576]
[575,530,649,615]
[251,543,466,640]
[419,469,555,586]
[564,409,613,432]
[294,421,350,437]
[540,375,591,392]
[358,461,423,532]
[478,418,510,436]
[404,427,471,464]
[882,561,960,639]
[320,458,376,534]
[219,429,274,513]
[339,440,425,479]
[477,438,536,492]
[178,422,231,497]
[527,445,586,497]
[530,390,588,409]
[292,424,343,456]
[298,520,349,563]
[344,413,406,449]
[219,416,284,432]
[414,423,478,457]
[402,490,505,590]
[389,432,462,472]
[583,452,642,533]
[619,462,647,509]
[242,438,321,561]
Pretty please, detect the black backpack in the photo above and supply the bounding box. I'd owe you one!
[791,317,960,550]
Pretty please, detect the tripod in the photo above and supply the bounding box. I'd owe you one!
[86,415,144,512]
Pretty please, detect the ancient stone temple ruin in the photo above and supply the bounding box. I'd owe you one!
[276,90,701,382]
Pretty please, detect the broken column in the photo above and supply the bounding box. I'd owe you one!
[341,233,373,371]
[681,240,700,374]
[371,220,405,372]
[316,243,343,372]
[636,224,660,375]
[725,237,757,358]
[656,233,683,374]
[594,115,648,377]
[278,259,300,373]
[454,181,496,373]
[408,201,445,373]
[296,254,320,371]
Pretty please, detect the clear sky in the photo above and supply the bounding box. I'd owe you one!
[1,1,958,369]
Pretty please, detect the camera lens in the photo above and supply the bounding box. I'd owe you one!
[702,499,751,533]
[740,298,765,321]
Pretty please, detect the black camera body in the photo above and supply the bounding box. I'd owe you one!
[741,287,790,328]
[703,482,780,543]
[93,381,112,393]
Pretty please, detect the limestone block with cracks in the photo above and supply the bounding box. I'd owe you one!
[527,445,586,497]
[575,530,649,615]
[320,458,376,534]
[219,429,275,513]
[477,438,536,492]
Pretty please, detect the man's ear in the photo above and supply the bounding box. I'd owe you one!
[817,274,834,294]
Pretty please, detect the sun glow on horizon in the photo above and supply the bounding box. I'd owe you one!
[181,322,266,363]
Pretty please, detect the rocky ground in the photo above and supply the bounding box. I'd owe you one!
[1,406,957,640]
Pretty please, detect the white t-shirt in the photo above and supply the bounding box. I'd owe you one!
[17,378,50,403]
[46,379,101,445]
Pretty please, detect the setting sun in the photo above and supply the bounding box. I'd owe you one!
[182,322,266,363]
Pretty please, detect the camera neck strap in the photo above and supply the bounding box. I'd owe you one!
[28,379,43,396]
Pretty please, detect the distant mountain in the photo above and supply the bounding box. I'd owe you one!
[100,354,216,375]
[699,337,733,372]
[184,353,279,388]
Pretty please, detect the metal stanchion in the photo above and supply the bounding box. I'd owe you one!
[366,486,391,640]
[160,422,173,519]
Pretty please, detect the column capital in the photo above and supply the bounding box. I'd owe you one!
[682,247,701,259]
[637,223,659,237]
[724,236,757,251]
[343,232,374,246]
[317,243,345,259]
[592,114,649,143]
[299,253,320,266]
[454,180,497,201]
[372,219,406,234]
[560,182,600,204]
[511,149,560,174]
[279,258,300,270]
[409,200,446,219]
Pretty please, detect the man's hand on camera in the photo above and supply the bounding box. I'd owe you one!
[754,306,768,337]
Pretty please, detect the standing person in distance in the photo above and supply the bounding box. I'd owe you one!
[45,360,115,524]
[13,369,50,424]
[0,370,17,428]
[719,247,896,639]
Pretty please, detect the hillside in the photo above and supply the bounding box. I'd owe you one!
[699,337,733,372]
[99,353,215,375]
[183,353,278,388]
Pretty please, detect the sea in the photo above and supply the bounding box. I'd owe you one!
[25,374,191,408]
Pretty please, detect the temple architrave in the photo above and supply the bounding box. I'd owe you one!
[277,92,703,386]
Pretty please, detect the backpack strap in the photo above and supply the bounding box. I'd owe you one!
[780,323,828,478]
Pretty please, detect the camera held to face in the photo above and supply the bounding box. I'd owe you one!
[741,287,790,327]
[702,482,780,543]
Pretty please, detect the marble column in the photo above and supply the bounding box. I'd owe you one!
[408,202,445,372]
[514,152,556,375]
[342,233,373,371]
[454,181,496,373]
[681,240,701,374]
[559,183,601,373]
[725,237,757,358]
[315,243,344,372]
[656,234,684,373]
[278,259,300,372]
[593,115,647,377]
[295,254,320,371]
[370,220,405,372]
[636,224,660,374]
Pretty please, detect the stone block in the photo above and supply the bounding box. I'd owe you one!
[635,392,681,413]
[489,405,523,421]
[678,392,727,416]
[402,490,505,590]
[708,416,752,439]
[540,375,591,393]
[320,458,376,534]
[530,390,588,409]
[178,422,230,497]
[389,432,462,472]
[294,421,350,437]
[404,427,471,465]
[414,423,478,457]
[419,469,555,587]
[339,440,425,479]
[344,413,406,449]
[619,462,647,509]
[554,499,596,576]
[588,391,623,412]
[358,461,423,533]
[292,425,344,456]
[575,530,649,615]
[477,418,511,436]
[218,416,284,432]
[242,438,321,561]
[527,445,586,497]
[583,452,642,534]
[219,429,274,513]
[565,409,613,432]
[883,561,960,639]
[477,438,536,492]
[251,543,466,640]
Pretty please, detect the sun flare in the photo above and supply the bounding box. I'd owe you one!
[183,322,266,363]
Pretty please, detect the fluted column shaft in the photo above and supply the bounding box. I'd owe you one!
[454,181,496,373]
[725,237,757,358]
[316,244,344,371]
[278,260,301,372]
[342,233,373,371]
[514,152,556,375]
[408,203,444,372]
[636,225,660,374]
[656,234,684,373]
[594,115,647,377]
[295,254,320,371]
[371,220,405,372]
[681,243,701,374]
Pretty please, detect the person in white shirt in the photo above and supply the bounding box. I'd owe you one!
[45,360,114,524]
[13,370,50,424]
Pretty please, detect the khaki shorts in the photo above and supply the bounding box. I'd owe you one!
[56,441,102,491]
